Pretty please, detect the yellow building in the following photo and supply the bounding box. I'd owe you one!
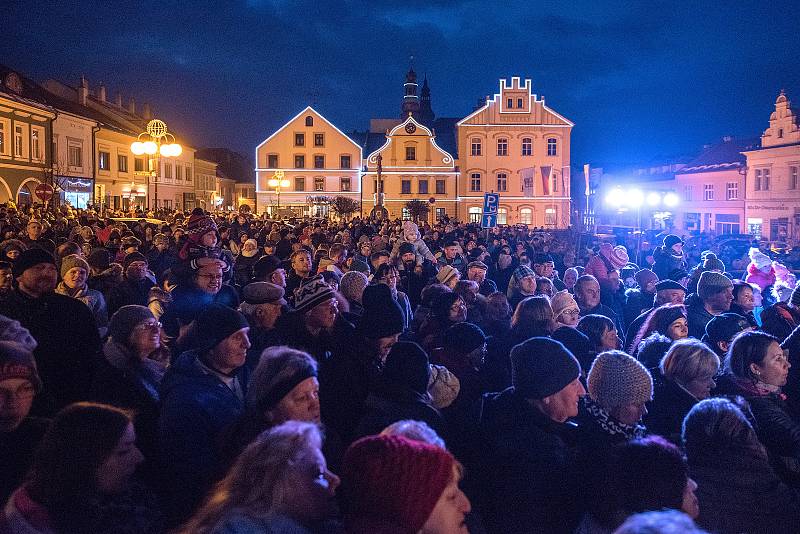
[255,106,362,217]
[194,158,218,210]
[456,77,573,227]
[362,114,458,220]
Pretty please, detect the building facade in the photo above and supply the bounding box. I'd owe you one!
[255,106,362,217]
[742,91,800,243]
[0,68,55,205]
[456,77,573,227]
[195,158,218,210]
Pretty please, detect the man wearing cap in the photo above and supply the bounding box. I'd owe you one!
[106,251,154,315]
[437,240,467,275]
[702,312,752,358]
[0,249,100,414]
[624,279,687,354]
[159,304,251,524]
[250,254,286,287]
[477,337,586,534]
[0,341,49,502]
[468,260,497,296]
[686,271,734,339]
[436,264,461,290]
[533,253,566,291]
[653,234,687,281]
[509,265,537,311]
[239,282,287,358]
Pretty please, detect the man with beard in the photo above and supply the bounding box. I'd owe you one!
[397,242,435,309]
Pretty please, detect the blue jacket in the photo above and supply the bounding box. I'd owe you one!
[158,350,249,524]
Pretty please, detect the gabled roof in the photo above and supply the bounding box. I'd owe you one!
[676,138,760,175]
[0,64,56,115]
[255,106,362,152]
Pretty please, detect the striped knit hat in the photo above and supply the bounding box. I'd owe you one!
[294,275,336,313]
[185,208,218,244]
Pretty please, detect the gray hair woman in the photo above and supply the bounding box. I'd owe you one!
[644,339,720,444]
[179,421,339,534]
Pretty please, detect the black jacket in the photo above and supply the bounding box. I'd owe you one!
[686,294,715,340]
[644,369,698,445]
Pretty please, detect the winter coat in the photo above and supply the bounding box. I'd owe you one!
[652,245,686,281]
[208,512,311,534]
[475,387,582,534]
[685,293,715,340]
[54,281,109,336]
[0,289,100,415]
[760,302,800,343]
[623,288,654,329]
[158,350,249,524]
[0,417,50,504]
[355,389,445,440]
[88,264,124,296]
[144,248,178,282]
[107,277,153,316]
[729,301,759,328]
[690,450,800,534]
[746,263,777,292]
[437,253,468,275]
[233,252,262,287]
[389,236,436,265]
[485,325,549,394]
[644,369,698,445]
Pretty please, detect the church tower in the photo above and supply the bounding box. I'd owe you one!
[418,75,435,124]
[400,67,420,118]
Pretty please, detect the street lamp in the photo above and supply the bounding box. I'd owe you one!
[267,170,290,216]
[131,119,182,210]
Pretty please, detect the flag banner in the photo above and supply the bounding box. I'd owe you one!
[541,166,552,195]
[521,167,535,197]
[583,163,590,196]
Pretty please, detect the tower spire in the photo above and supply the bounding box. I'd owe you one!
[400,61,420,119]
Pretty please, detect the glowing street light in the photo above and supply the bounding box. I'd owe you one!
[267,170,290,214]
[646,192,662,206]
[663,192,679,207]
[131,119,182,209]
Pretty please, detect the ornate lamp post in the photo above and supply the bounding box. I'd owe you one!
[131,119,182,210]
[267,170,289,216]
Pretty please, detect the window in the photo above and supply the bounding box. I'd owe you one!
[176,164,183,180]
[295,177,305,191]
[31,128,41,160]
[0,121,5,154]
[340,155,351,169]
[547,138,557,156]
[436,179,446,194]
[163,162,172,179]
[507,98,513,108]
[778,128,784,139]
[340,177,351,191]
[186,166,192,181]
[545,207,556,226]
[98,150,110,170]
[726,182,738,200]
[755,169,761,190]
[517,98,523,108]
[685,212,700,231]
[436,207,446,220]
[497,138,508,156]
[468,207,482,223]
[747,218,763,238]
[522,138,532,156]
[520,208,533,225]
[470,173,481,192]
[418,179,428,194]
[471,138,481,156]
[406,146,416,160]
[294,155,305,168]
[14,125,23,157]
[790,166,798,190]
[703,184,714,201]
[684,185,693,201]
[314,177,325,191]
[118,154,128,173]
[268,154,279,167]
[134,157,144,172]
[552,172,559,193]
[314,155,325,169]
[401,180,411,194]
[716,214,740,235]
[497,173,508,192]
[314,133,324,147]
[305,116,313,127]
[755,168,771,191]
[763,169,770,190]
[497,207,508,225]
[295,133,305,146]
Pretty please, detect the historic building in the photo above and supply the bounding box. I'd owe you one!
[742,90,800,242]
[255,106,362,216]
[456,77,573,226]
[0,67,55,205]
[194,158,219,210]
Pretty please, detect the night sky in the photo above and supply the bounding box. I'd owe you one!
[4,0,799,168]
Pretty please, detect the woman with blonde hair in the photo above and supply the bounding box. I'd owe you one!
[178,421,339,534]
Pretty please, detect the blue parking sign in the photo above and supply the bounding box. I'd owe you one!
[483,193,499,214]
[481,213,497,228]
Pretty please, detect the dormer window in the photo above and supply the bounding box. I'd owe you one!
[305,116,313,127]
[778,128,784,138]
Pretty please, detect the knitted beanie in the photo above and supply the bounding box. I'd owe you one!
[123,251,147,270]
[511,337,581,399]
[382,341,430,396]
[702,252,725,272]
[703,313,750,345]
[663,234,683,249]
[192,304,249,352]
[60,254,90,278]
[341,435,455,533]
[436,265,460,286]
[634,269,659,289]
[587,350,653,411]
[748,247,772,270]
[551,290,579,320]
[12,248,55,278]
[293,275,336,314]
[340,271,369,304]
[398,242,415,256]
[600,243,629,269]
[513,265,535,283]
[357,284,405,339]
[551,326,593,373]
[442,322,486,355]
[697,271,733,300]
[0,340,41,391]
[241,239,259,258]
[109,305,155,344]
[186,209,218,244]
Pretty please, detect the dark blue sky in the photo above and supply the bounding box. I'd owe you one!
[4,0,799,167]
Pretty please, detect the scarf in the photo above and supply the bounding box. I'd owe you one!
[584,396,646,440]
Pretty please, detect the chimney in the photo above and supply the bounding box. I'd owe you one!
[98,83,107,102]
[722,135,732,142]
[142,102,152,120]
[127,96,136,114]
[79,76,89,106]
[115,92,123,107]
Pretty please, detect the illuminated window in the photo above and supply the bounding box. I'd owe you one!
[134,157,144,172]
[497,173,507,192]
[545,207,557,226]
[0,121,5,155]
[402,207,411,220]
[470,173,481,192]
[98,150,110,170]
[497,207,508,225]
[314,177,324,191]
[471,138,481,156]
[522,138,532,156]
[468,206,481,223]
[520,208,533,225]
[118,154,128,173]
[31,128,41,160]
[436,207,446,220]
[547,138,557,156]
[14,125,23,157]
[163,162,173,179]
[497,138,508,156]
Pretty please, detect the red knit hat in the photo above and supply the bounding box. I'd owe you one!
[341,435,455,533]
[185,208,218,244]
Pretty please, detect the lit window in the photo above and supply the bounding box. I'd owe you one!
[118,154,128,173]
[520,208,532,225]
[726,182,738,200]
[497,207,508,225]
[314,177,324,191]
[402,207,411,220]
[98,150,110,170]
[31,129,41,160]
[468,206,481,223]
[545,207,556,226]
[14,125,23,157]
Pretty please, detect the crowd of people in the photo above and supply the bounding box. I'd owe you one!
[2,202,800,533]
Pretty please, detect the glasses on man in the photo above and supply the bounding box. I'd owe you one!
[134,321,162,332]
